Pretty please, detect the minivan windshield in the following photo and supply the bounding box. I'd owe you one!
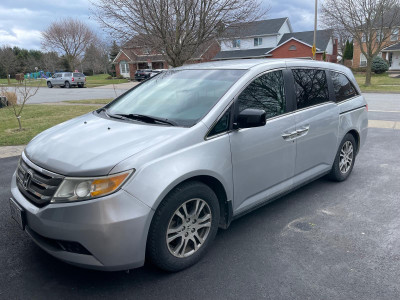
[106,69,246,127]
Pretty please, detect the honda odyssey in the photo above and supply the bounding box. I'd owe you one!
[9,59,368,272]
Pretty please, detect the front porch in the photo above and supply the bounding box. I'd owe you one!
[382,43,400,71]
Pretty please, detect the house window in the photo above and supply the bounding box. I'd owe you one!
[143,48,150,55]
[289,45,297,51]
[391,28,399,41]
[361,33,366,43]
[232,39,240,48]
[360,53,367,67]
[120,60,130,74]
[254,37,263,46]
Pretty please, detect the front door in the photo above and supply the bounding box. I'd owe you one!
[389,51,400,70]
[229,69,296,215]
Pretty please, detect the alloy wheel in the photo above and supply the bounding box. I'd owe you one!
[339,141,354,174]
[166,198,212,258]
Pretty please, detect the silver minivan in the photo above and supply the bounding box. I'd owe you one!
[10,59,368,272]
[47,72,85,88]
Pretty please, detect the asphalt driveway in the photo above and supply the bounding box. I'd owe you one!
[1,126,400,299]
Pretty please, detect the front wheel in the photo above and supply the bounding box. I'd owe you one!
[329,133,357,181]
[47,81,52,88]
[147,181,220,272]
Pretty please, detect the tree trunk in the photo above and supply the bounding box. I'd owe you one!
[6,68,10,85]
[365,58,372,86]
[17,116,22,130]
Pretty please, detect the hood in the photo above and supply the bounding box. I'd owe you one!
[25,112,186,176]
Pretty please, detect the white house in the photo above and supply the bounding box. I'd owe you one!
[214,18,293,60]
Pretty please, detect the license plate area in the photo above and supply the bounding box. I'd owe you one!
[9,198,25,230]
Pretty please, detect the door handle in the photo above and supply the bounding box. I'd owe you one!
[296,125,310,136]
[282,131,297,140]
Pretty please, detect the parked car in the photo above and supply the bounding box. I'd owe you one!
[10,59,368,272]
[47,72,85,88]
[149,69,167,77]
[134,69,153,81]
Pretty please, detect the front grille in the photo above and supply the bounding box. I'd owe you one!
[16,158,63,207]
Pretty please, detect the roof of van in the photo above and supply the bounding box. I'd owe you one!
[176,59,348,72]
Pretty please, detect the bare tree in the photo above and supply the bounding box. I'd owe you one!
[0,46,17,84]
[91,0,268,67]
[41,18,97,71]
[41,52,62,73]
[321,0,400,85]
[1,81,42,130]
[82,41,110,75]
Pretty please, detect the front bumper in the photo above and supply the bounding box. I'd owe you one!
[11,172,154,271]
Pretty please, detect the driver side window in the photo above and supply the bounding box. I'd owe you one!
[237,70,286,119]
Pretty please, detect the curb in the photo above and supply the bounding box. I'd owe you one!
[0,145,25,159]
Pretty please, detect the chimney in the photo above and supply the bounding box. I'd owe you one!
[331,38,338,63]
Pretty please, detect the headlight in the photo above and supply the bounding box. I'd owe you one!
[51,170,134,203]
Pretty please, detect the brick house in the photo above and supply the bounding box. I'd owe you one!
[213,18,337,62]
[113,39,220,78]
[353,28,400,70]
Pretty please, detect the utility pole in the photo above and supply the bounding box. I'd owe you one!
[312,0,318,60]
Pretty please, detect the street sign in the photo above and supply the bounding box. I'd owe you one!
[312,45,316,57]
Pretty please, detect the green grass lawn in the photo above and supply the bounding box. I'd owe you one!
[0,78,46,87]
[65,98,112,104]
[85,74,129,87]
[354,73,400,92]
[0,74,129,88]
[0,104,99,146]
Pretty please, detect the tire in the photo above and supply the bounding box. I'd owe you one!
[65,81,70,88]
[329,133,357,182]
[47,81,52,88]
[78,84,84,88]
[147,181,220,272]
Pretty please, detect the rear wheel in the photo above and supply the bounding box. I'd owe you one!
[47,81,52,88]
[78,84,84,88]
[65,81,70,88]
[147,181,220,272]
[329,133,356,181]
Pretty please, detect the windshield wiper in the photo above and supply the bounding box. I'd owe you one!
[114,113,177,126]
[97,107,125,120]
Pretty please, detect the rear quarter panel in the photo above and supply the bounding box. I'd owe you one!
[337,95,368,151]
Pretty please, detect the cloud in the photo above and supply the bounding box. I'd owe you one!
[0,0,319,50]
[0,28,42,49]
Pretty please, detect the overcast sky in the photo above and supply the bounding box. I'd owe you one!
[0,0,317,50]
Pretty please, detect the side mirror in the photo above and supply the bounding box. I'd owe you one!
[234,109,266,129]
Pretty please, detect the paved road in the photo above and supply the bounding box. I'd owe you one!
[1,126,400,299]
[4,86,130,104]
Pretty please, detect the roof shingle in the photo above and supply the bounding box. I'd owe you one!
[277,29,333,51]
[223,18,289,38]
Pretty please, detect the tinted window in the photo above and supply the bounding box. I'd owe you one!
[330,71,358,102]
[73,72,84,77]
[107,69,245,127]
[237,70,286,119]
[208,109,231,137]
[64,73,72,77]
[292,69,329,109]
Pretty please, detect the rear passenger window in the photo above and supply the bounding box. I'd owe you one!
[237,70,286,119]
[292,69,329,109]
[330,71,358,102]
